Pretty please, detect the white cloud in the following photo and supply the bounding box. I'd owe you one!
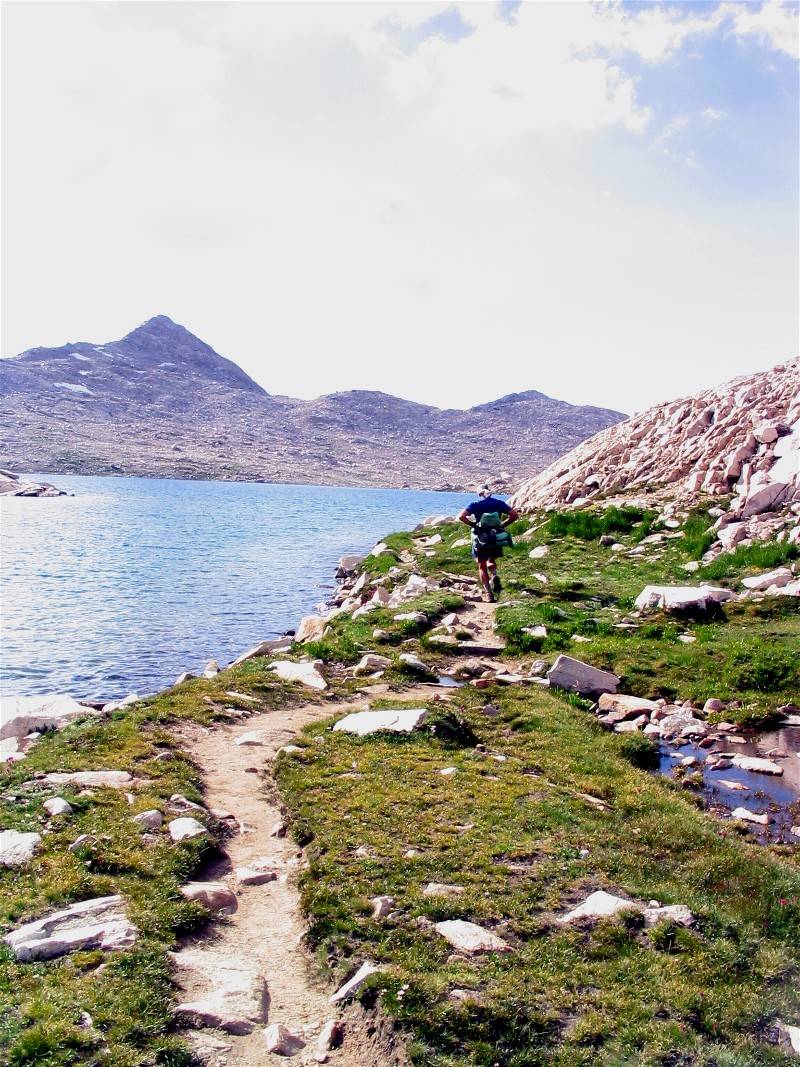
[729,1,800,59]
[702,106,728,121]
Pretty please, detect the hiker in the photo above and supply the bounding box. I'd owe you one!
[458,485,519,602]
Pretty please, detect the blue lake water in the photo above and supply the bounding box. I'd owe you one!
[1,475,471,701]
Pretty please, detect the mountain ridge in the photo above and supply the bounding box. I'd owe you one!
[1,315,625,490]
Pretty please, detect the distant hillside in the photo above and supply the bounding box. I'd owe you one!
[512,358,799,513]
[0,315,624,489]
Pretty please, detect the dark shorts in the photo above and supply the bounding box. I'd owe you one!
[472,543,503,562]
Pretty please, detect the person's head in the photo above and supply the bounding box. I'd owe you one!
[478,483,491,498]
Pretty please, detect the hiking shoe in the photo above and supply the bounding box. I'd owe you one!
[483,589,496,603]
[491,575,502,595]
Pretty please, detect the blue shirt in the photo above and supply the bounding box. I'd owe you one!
[465,496,511,521]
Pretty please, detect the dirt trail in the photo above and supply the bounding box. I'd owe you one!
[171,593,502,1065]
[174,689,439,1066]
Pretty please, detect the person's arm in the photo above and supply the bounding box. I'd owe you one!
[458,507,474,526]
[501,505,519,528]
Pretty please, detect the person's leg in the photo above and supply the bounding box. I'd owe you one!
[477,558,493,599]
[487,557,501,594]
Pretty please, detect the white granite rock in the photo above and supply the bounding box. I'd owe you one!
[370,895,395,919]
[731,755,783,776]
[132,809,163,830]
[634,585,736,613]
[643,904,694,927]
[42,770,133,790]
[0,829,42,868]
[172,949,268,1034]
[434,919,512,955]
[557,890,635,924]
[741,567,793,591]
[353,654,392,676]
[330,960,381,1003]
[731,806,769,826]
[0,693,99,744]
[295,615,327,643]
[180,882,238,913]
[546,655,619,696]
[4,895,138,961]
[168,817,208,842]
[269,660,327,690]
[263,1023,305,1056]
[333,708,428,736]
[43,797,73,817]
[229,637,292,667]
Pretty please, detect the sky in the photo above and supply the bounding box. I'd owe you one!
[2,0,798,415]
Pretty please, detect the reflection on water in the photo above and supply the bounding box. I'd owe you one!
[658,726,800,843]
[1,474,471,702]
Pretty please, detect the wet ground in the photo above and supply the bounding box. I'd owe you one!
[658,724,800,844]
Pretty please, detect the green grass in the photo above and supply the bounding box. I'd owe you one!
[546,506,654,542]
[0,666,296,1066]
[276,684,800,1066]
[701,541,799,581]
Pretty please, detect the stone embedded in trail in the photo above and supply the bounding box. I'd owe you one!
[4,895,138,961]
[234,730,266,747]
[43,797,73,817]
[353,654,392,676]
[731,755,783,776]
[333,708,428,736]
[434,919,512,955]
[180,882,238,913]
[318,1020,344,1052]
[0,829,42,867]
[557,890,636,924]
[235,858,278,886]
[394,611,428,623]
[42,770,133,790]
[330,960,382,1003]
[634,585,737,613]
[731,806,769,826]
[269,660,327,690]
[546,655,619,696]
[172,949,268,1034]
[169,817,208,842]
[263,1023,305,1056]
[132,809,163,830]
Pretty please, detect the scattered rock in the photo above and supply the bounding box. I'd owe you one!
[741,567,794,591]
[180,882,238,913]
[731,756,783,776]
[43,797,72,817]
[203,660,220,678]
[295,615,327,643]
[423,883,464,897]
[546,655,619,696]
[263,1023,305,1055]
[168,817,208,842]
[333,708,428,736]
[557,890,635,924]
[330,960,381,1003]
[42,770,133,790]
[132,809,163,830]
[229,637,292,667]
[318,1020,344,1052]
[269,660,327,690]
[434,919,512,955]
[0,829,42,867]
[4,895,138,961]
[634,585,737,613]
[731,806,769,826]
[370,896,394,919]
[642,904,694,928]
[528,545,549,559]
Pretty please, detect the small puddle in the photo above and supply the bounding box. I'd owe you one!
[657,725,800,844]
[434,675,465,688]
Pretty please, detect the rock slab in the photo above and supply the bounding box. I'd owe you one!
[4,895,138,961]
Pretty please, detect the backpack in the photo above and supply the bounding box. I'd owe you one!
[473,511,513,549]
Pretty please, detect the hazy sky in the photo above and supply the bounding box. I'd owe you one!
[2,1,798,414]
